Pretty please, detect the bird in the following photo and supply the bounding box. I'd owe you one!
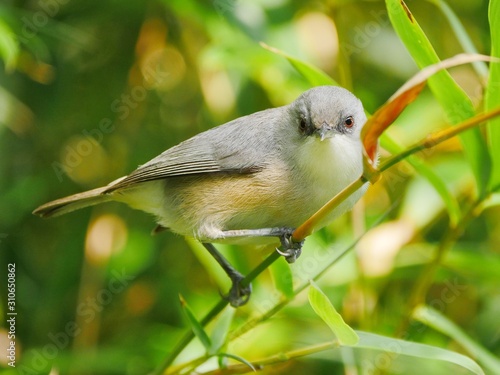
[34,85,368,306]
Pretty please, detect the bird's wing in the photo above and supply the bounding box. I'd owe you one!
[104,115,274,193]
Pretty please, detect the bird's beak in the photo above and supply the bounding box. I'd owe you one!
[316,123,334,141]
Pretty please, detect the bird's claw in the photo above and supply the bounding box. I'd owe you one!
[221,273,252,308]
[277,228,304,264]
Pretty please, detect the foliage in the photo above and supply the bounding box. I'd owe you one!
[0,0,499,374]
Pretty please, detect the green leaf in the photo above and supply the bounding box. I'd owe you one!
[380,133,461,226]
[308,280,359,345]
[413,305,500,374]
[386,0,491,197]
[362,79,426,163]
[261,43,337,86]
[179,294,212,353]
[210,306,234,354]
[0,19,19,72]
[269,256,294,300]
[354,331,485,375]
[486,0,500,192]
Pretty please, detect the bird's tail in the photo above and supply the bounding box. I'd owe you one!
[33,186,112,218]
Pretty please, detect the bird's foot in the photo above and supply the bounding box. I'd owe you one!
[276,228,304,264]
[222,272,252,308]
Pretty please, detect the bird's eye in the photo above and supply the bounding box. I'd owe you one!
[344,116,354,128]
[299,117,307,134]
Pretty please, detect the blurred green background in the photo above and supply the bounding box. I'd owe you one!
[1,0,499,374]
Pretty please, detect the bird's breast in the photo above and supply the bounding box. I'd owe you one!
[290,136,365,224]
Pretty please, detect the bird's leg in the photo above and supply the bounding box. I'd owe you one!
[219,227,304,264]
[202,228,303,306]
[202,242,252,307]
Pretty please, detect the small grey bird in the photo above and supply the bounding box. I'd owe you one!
[34,85,368,306]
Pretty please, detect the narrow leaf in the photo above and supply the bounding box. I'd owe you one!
[362,81,426,163]
[308,281,359,345]
[393,54,493,101]
[355,331,485,375]
[260,42,337,86]
[218,352,256,372]
[413,305,500,374]
[386,0,491,197]
[486,0,500,191]
[179,294,212,352]
[210,306,235,354]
